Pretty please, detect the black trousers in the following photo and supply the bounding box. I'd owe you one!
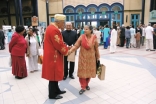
[120,37,125,47]
[49,81,61,98]
[0,38,4,49]
[64,56,75,77]
[153,37,156,49]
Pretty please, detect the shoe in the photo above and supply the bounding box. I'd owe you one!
[15,76,23,79]
[146,49,149,51]
[58,90,66,94]
[69,76,75,79]
[79,89,85,95]
[49,95,63,99]
[63,77,67,80]
[86,86,90,90]
[150,50,155,51]
[30,71,34,73]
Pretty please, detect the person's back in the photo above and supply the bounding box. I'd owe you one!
[145,26,153,39]
[130,28,135,35]
[125,29,131,38]
[120,27,125,37]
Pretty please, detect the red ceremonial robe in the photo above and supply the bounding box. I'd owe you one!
[42,24,68,81]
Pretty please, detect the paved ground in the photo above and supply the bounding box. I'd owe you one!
[0,44,156,104]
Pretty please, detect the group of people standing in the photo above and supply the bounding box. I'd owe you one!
[9,26,44,79]
[92,23,156,54]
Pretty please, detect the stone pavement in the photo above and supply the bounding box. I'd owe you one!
[0,44,156,104]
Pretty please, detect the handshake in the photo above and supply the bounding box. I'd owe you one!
[67,46,72,56]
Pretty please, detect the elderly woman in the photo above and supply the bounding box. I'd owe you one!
[26,28,39,73]
[9,25,27,79]
[69,25,100,95]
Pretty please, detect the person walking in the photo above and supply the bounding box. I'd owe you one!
[153,24,156,49]
[103,25,110,49]
[120,24,125,47]
[110,25,117,53]
[130,25,136,48]
[94,28,101,44]
[42,14,69,99]
[125,26,131,48]
[7,29,13,43]
[145,23,155,51]
[62,22,78,80]
[69,25,100,95]
[9,25,28,79]
[26,28,39,73]
[0,30,5,50]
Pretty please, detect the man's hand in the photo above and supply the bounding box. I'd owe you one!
[68,46,72,49]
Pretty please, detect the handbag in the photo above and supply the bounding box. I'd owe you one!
[97,64,106,80]
[38,55,43,64]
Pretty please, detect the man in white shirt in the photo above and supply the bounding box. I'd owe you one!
[145,23,155,51]
[94,28,101,44]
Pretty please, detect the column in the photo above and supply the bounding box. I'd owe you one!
[46,0,49,26]
[14,0,19,25]
[6,0,11,25]
[141,0,145,24]
[31,0,38,16]
[18,0,23,25]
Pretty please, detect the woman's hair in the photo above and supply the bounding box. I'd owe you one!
[85,25,93,34]
[132,25,134,28]
[105,25,108,28]
[15,25,25,33]
[113,26,117,30]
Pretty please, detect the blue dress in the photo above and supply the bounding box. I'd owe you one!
[103,28,110,48]
[7,32,12,43]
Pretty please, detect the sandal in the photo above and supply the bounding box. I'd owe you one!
[79,89,85,95]
[86,86,90,90]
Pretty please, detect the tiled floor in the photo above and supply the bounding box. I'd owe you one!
[0,44,156,104]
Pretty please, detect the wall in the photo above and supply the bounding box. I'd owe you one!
[38,0,47,25]
[63,0,123,7]
[124,0,142,26]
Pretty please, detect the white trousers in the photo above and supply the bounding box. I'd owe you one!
[146,39,153,50]
[110,43,116,52]
[28,55,38,71]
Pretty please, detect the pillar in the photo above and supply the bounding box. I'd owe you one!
[141,0,145,24]
[14,0,19,25]
[46,0,49,26]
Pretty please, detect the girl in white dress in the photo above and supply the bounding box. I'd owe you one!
[110,26,117,53]
[26,28,39,73]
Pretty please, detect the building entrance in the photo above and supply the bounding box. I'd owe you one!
[100,21,109,27]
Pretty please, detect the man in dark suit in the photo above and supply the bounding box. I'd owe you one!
[0,30,5,50]
[62,22,78,80]
[120,24,125,47]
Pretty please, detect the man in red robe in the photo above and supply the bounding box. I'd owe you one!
[42,14,69,99]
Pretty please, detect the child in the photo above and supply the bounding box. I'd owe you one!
[135,32,141,48]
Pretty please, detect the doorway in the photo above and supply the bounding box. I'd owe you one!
[100,21,108,27]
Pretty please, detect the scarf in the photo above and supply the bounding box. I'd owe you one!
[81,34,96,50]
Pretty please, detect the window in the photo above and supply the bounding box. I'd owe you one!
[76,15,85,20]
[100,7,108,12]
[112,5,121,11]
[66,15,75,21]
[65,8,74,13]
[77,8,85,13]
[51,17,54,22]
[111,13,122,27]
[131,14,140,28]
[88,7,97,12]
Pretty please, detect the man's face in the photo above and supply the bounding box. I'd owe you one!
[58,21,65,30]
[66,24,72,30]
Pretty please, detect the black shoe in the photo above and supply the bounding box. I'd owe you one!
[69,76,75,79]
[86,86,90,90]
[15,76,23,79]
[63,77,67,80]
[58,90,66,94]
[79,89,85,95]
[150,50,155,51]
[49,95,63,99]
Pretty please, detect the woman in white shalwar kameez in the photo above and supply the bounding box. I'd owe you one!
[26,28,39,73]
[110,26,117,53]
